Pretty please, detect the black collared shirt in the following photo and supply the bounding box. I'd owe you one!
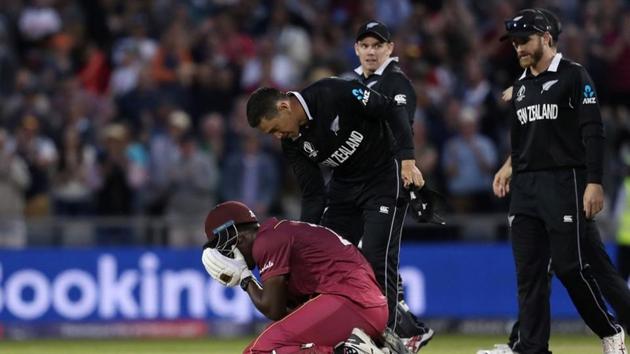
[355,59,417,156]
[281,77,414,223]
[510,53,604,183]
[354,58,417,127]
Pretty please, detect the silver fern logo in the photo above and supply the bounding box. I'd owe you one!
[541,79,558,93]
[330,115,340,134]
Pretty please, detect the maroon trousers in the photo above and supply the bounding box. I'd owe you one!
[243,294,388,354]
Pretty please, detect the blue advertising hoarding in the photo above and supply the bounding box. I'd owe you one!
[0,244,611,325]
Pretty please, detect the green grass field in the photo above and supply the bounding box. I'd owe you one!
[0,334,603,354]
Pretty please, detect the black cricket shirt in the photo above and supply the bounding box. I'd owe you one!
[281,77,414,223]
[510,53,604,183]
[354,57,417,127]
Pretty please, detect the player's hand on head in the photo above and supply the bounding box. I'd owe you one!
[583,183,604,219]
[201,248,248,287]
[401,159,425,189]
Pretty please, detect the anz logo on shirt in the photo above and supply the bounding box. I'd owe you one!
[352,88,371,106]
[583,84,597,104]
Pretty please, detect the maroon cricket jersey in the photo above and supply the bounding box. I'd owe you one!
[253,218,387,308]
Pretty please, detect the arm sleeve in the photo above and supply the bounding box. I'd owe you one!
[509,97,521,166]
[282,140,326,223]
[383,73,417,128]
[253,231,291,282]
[383,74,418,159]
[337,78,415,160]
[571,66,604,184]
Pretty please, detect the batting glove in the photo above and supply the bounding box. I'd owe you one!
[201,248,251,287]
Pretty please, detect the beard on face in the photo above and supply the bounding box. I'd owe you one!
[518,37,544,68]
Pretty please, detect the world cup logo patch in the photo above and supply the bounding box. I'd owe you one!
[303,141,318,158]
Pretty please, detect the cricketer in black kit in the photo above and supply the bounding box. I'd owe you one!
[479,9,630,354]
[246,76,427,352]
[492,8,627,354]
[352,20,434,353]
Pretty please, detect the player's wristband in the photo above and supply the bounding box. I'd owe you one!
[240,276,253,291]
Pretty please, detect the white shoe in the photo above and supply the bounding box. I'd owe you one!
[401,328,435,352]
[602,328,627,354]
[476,344,514,354]
[342,328,386,354]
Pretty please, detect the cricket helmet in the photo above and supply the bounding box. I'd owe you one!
[204,201,258,255]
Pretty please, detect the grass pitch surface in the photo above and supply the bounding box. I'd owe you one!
[0,334,601,353]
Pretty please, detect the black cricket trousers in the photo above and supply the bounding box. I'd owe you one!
[508,219,630,348]
[321,158,408,330]
[509,168,621,354]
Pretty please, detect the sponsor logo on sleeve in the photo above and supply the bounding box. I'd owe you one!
[351,88,371,106]
[394,94,407,105]
[582,84,596,104]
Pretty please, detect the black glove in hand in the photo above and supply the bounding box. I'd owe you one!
[409,186,446,225]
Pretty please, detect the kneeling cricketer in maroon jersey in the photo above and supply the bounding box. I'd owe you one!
[202,201,388,354]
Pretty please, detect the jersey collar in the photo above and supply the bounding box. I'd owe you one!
[354,57,399,77]
[287,91,314,121]
[519,52,563,80]
[286,91,313,140]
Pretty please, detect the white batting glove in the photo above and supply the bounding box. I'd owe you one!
[201,248,247,287]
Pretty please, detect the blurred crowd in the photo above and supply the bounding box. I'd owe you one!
[1,0,630,247]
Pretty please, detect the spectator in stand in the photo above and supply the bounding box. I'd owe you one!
[220,132,279,219]
[2,70,51,131]
[0,23,17,96]
[52,126,96,216]
[199,112,226,167]
[460,55,503,145]
[111,15,157,68]
[17,0,61,43]
[146,109,191,217]
[116,67,161,134]
[413,117,439,191]
[213,13,255,68]
[241,35,300,92]
[165,133,218,247]
[0,128,30,247]
[442,106,497,213]
[109,46,142,97]
[598,10,630,107]
[265,3,312,75]
[14,114,57,217]
[94,123,133,245]
[78,42,110,95]
[151,23,192,88]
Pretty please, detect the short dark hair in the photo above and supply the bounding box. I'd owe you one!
[246,87,286,128]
